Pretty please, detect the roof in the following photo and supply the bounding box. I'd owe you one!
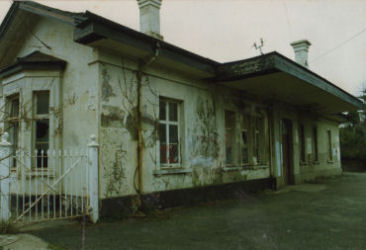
[0,51,66,78]
[0,1,363,111]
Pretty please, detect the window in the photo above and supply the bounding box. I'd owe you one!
[254,115,265,164]
[225,109,268,166]
[299,124,305,163]
[327,130,332,161]
[33,91,50,168]
[312,127,318,162]
[225,111,236,165]
[241,115,249,164]
[159,98,180,166]
[6,94,20,168]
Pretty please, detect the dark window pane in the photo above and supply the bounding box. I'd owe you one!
[36,92,49,115]
[168,144,179,163]
[225,111,235,129]
[169,102,178,121]
[36,146,48,168]
[169,125,178,143]
[10,98,19,117]
[159,124,166,142]
[160,143,167,164]
[159,99,166,120]
[36,120,49,143]
[242,148,248,164]
[242,131,247,145]
[226,148,232,164]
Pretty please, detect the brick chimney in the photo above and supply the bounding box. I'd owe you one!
[290,40,311,68]
[137,0,163,40]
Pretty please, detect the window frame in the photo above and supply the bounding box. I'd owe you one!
[327,130,333,162]
[32,91,50,169]
[5,94,20,169]
[299,124,306,164]
[225,108,268,168]
[159,97,182,168]
[312,126,319,162]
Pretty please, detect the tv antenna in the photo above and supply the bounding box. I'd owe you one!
[253,38,264,55]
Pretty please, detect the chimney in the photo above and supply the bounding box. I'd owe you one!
[290,39,311,67]
[137,0,163,40]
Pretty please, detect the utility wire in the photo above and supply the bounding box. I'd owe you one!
[311,26,366,63]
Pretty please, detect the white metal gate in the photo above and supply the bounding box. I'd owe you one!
[0,133,99,225]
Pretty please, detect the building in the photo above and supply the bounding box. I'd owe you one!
[0,1,362,223]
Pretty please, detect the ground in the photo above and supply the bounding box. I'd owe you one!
[11,172,366,249]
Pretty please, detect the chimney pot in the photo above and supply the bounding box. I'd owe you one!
[290,39,311,68]
[137,0,163,40]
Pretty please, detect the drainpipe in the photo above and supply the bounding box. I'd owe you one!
[136,42,160,194]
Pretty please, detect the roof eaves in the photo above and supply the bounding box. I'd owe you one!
[272,53,364,109]
[74,11,219,75]
[0,1,20,41]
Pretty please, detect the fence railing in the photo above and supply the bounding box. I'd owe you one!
[0,133,99,225]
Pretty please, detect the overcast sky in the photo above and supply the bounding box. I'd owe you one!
[1,0,366,96]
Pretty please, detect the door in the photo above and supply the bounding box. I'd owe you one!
[281,119,294,185]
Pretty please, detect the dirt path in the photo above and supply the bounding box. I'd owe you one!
[25,172,366,249]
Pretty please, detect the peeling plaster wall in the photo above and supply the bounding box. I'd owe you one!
[98,58,139,199]
[96,50,272,199]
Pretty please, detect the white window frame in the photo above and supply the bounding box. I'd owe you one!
[32,91,50,169]
[159,97,181,168]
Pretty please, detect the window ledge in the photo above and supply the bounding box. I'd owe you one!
[312,161,320,165]
[327,160,335,164]
[300,161,307,166]
[223,165,269,172]
[154,168,192,176]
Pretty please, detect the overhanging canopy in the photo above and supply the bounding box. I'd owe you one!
[215,52,363,114]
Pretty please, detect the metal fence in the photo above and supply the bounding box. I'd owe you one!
[0,133,99,225]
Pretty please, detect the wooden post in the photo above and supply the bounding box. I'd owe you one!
[88,134,99,223]
[0,132,12,223]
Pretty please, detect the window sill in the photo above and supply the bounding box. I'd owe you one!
[300,161,307,166]
[223,165,269,172]
[11,169,55,178]
[154,168,192,176]
[327,160,335,164]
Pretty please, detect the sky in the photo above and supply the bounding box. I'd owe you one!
[1,0,366,96]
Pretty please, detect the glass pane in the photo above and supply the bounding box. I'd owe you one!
[159,99,166,120]
[241,116,247,130]
[242,131,247,146]
[169,125,178,143]
[36,120,49,143]
[160,143,167,164]
[226,147,232,164]
[10,98,19,117]
[225,111,235,129]
[169,102,178,121]
[36,92,49,115]
[159,123,166,142]
[242,147,248,164]
[36,145,48,168]
[168,144,179,163]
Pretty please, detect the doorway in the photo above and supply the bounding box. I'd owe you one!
[281,119,294,185]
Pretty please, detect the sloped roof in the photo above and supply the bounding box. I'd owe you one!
[0,51,66,78]
[0,1,363,111]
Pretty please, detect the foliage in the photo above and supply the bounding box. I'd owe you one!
[340,89,366,165]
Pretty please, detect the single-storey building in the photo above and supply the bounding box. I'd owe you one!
[0,1,362,223]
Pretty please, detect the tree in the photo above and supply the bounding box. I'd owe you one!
[340,88,366,170]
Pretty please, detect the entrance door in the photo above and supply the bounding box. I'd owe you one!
[281,119,293,185]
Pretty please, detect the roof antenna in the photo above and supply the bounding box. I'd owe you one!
[253,38,264,55]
